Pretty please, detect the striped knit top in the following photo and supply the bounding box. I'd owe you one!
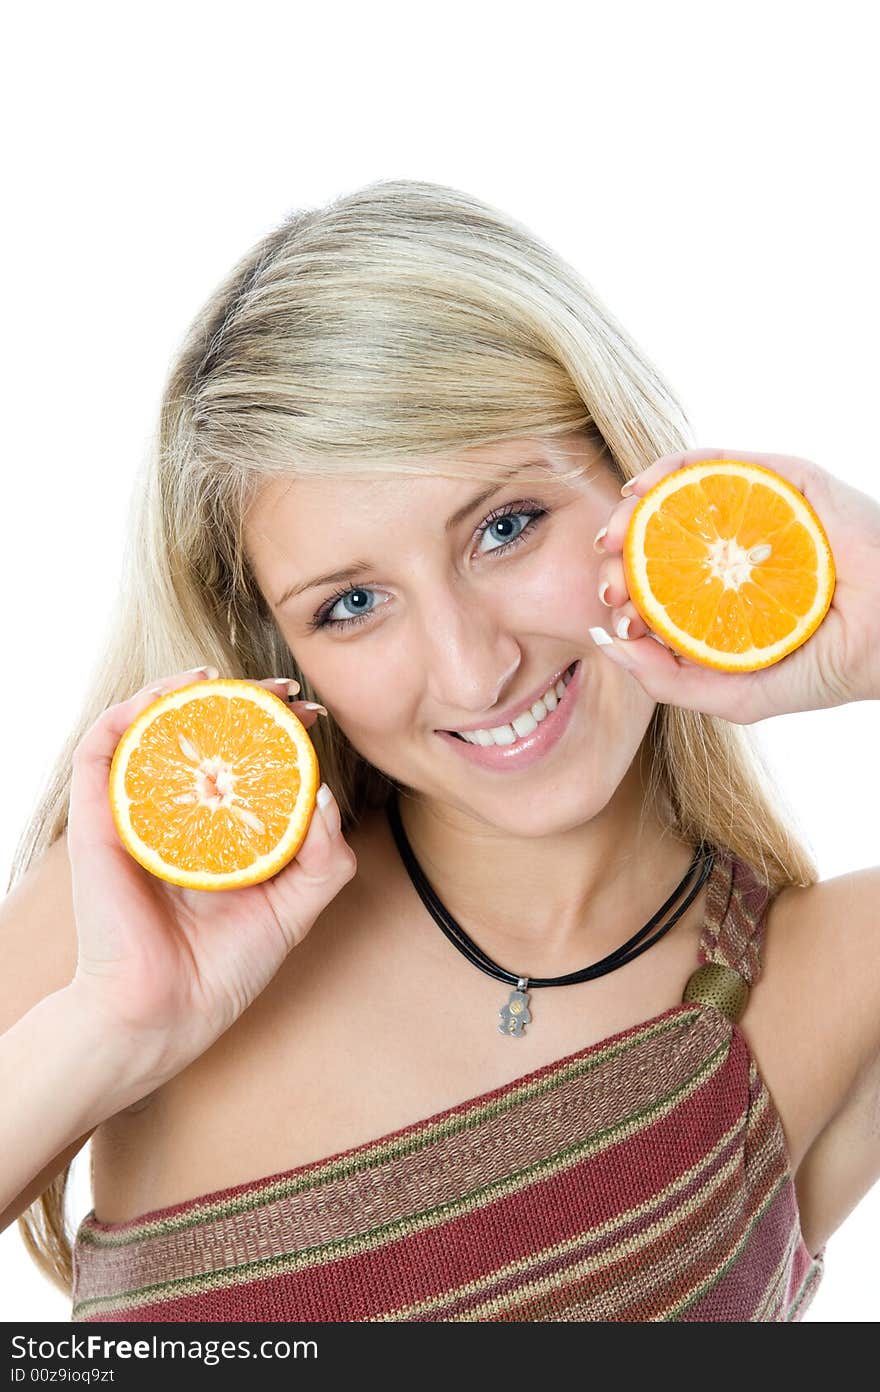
[70,845,825,1322]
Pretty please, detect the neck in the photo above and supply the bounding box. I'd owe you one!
[395,762,692,979]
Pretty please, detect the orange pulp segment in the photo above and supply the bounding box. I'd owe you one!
[622,460,835,672]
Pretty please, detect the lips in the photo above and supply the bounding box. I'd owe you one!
[434,658,584,770]
[440,661,578,739]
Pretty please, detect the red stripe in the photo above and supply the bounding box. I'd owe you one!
[442,1111,754,1320]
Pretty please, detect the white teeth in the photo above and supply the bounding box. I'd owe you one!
[455,664,576,745]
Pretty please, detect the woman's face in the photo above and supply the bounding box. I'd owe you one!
[244,430,657,837]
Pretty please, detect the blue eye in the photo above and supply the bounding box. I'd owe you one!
[309,502,548,632]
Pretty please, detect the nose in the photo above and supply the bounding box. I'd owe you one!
[417,581,521,720]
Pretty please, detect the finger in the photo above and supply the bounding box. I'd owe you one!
[618,447,817,501]
[618,447,740,499]
[607,603,650,643]
[587,625,763,723]
[287,701,328,732]
[260,785,358,947]
[146,666,221,693]
[593,494,641,554]
[595,554,651,641]
[249,678,329,733]
[255,676,301,694]
[155,674,327,735]
[596,553,629,610]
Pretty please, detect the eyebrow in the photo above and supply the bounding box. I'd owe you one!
[273,467,529,609]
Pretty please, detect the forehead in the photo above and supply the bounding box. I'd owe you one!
[245,431,609,539]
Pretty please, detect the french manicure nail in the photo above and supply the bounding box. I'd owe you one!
[592,526,608,553]
[589,627,632,667]
[316,782,340,836]
[616,616,631,639]
[297,701,328,715]
[620,479,636,497]
[598,580,611,606]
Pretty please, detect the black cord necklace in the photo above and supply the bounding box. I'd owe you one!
[384,787,716,1037]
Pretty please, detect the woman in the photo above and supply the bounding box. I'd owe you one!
[2,180,879,1322]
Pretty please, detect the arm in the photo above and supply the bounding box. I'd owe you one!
[794,1040,880,1258]
[787,866,880,1256]
[743,865,880,1257]
[0,984,154,1230]
[0,832,160,1234]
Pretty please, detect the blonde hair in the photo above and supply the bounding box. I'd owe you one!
[6,178,819,1296]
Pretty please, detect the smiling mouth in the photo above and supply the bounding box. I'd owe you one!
[444,661,579,741]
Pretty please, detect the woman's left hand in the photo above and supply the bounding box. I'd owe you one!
[592,448,880,724]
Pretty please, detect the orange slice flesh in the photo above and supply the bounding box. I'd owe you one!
[109,679,320,890]
[622,460,836,672]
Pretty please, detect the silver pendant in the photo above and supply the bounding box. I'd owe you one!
[498,977,531,1036]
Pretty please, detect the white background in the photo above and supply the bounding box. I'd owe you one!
[2,0,878,1323]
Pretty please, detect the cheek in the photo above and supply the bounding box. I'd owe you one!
[306,650,413,740]
[511,545,599,627]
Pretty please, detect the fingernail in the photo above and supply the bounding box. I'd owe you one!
[297,701,328,714]
[270,677,301,695]
[316,782,340,836]
[616,616,631,639]
[592,526,608,553]
[598,580,611,606]
[589,626,632,667]
[184,665,219,678]
[620,479,636,497]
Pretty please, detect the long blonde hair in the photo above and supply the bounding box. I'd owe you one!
[6,178,819,1296]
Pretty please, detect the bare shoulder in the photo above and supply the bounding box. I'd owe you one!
[736,862,880,1248]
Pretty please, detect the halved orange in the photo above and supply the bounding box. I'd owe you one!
[622,460,836,672]
[109,679,320,890]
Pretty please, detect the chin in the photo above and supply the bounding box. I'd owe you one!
[453,781,612,839]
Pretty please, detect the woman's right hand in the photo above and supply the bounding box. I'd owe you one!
[65,668,357,1095]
